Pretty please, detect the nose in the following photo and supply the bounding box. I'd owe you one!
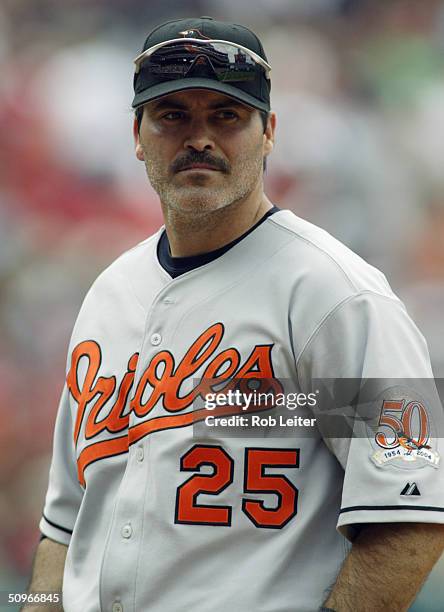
[183,119,215,152]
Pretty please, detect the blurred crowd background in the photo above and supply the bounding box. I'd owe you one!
[1,0,444,610]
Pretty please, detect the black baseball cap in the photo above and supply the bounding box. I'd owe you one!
[132,17,271,112]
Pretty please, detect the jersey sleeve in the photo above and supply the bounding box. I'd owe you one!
[39,383,83,545]
[296,291,444,539]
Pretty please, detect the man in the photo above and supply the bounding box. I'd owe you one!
[27,16,444,612]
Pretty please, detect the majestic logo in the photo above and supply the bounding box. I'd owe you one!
[400,482,421,496]
[67,323,282,486]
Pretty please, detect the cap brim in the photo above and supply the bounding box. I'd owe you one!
[132,77,270,112]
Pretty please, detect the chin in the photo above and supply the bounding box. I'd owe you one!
[170,190,232,215]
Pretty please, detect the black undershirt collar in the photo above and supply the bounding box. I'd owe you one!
[157,206,280,278]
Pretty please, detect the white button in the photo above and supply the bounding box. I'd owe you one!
[121,524,132,539]
[150,333,162,346]
[136,446,144,462]
[112,603,123,612]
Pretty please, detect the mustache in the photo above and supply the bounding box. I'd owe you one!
[171,151,230,174]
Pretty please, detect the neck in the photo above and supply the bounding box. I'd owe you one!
[162,185,273,257]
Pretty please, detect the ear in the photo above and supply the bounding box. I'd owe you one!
[133,116,145,161]
[263,111,276,157]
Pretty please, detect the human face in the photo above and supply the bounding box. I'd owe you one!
[134,89,275,217]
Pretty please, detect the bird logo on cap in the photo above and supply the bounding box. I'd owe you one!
[179,28,210,40]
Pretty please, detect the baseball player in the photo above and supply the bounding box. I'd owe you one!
[27,16,444,612]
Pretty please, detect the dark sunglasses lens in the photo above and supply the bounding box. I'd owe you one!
[144,42,261,82]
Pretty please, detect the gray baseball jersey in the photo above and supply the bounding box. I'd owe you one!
[40,209,444,612]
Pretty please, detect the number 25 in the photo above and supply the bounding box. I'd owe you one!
[175,445,299,529]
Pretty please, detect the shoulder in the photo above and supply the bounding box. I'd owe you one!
[96,230,161,286]
[83,229,162,299]
[267,209,396,299]
[69,230,163,342]
[261,211,423,373]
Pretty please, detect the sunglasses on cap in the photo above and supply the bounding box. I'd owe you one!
[133,38,272,83]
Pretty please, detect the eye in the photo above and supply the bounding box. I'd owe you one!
[161,111,185,121]
[215,109,240,121]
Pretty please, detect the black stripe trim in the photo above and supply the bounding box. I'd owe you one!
[42,513,73,535]
[340,505,444,514]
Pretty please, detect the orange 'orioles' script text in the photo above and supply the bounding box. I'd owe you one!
[66,323,282,486]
